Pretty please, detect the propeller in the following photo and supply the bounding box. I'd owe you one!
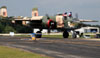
[46,14,56,33]
[75,13,78,19]
[46,14,50,20]
[70,13,80,23]
[75,13,80,22]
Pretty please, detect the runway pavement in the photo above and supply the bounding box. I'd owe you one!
[0,36,100,58]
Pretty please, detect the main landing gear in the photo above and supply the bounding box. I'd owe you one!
[63,30,69,38]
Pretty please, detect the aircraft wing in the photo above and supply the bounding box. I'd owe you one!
[79,19,98,22]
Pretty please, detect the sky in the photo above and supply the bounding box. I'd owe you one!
[0,0,100,25]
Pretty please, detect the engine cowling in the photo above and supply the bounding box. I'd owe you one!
[47,19,56,28]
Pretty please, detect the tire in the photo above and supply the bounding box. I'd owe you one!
[63,30,69,38]
[72,32,77,38]
[36,31,42,38]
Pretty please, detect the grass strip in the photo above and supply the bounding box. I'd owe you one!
[0,46,51,58]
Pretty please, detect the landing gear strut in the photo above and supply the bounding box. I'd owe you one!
[63,30,69,38]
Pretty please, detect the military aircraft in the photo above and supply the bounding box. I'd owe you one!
[13,12,97,38]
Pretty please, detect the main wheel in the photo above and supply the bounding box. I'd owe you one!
[63,30,69,38]
[72,31,77,38]
[36,31,42,38]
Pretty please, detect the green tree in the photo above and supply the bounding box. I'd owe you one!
[0,23,4,33]
[14,25,32,33]
[3,25,16,33]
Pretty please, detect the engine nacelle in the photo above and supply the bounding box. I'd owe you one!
[47,19,56,28]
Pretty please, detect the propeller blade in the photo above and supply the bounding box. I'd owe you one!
[75,13,78,19]
[46,14,50,20]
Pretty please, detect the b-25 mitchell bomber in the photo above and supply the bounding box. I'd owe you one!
[14,8,97,38]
